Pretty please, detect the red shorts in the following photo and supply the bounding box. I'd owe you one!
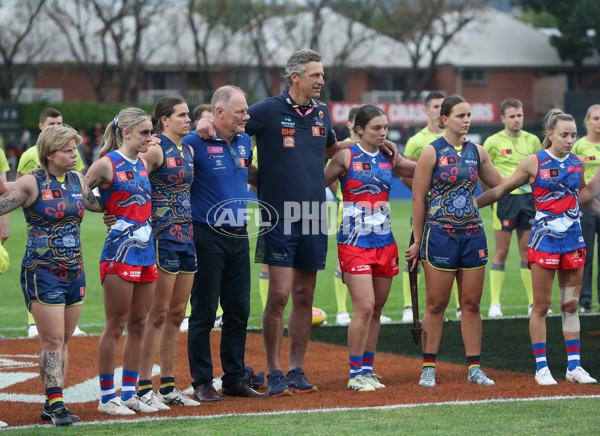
[338,243,399,278]
[527,247,585,270]
[100,261,158,284]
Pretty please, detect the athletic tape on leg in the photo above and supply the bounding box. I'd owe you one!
[560,286,579,332]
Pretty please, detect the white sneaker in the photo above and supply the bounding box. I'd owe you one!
[419,367,436,387]
[566,366,597,384]
[27,324,39,339]
[488,303,503,318]
[179,317,189,332]
[0,420,7,428]
[336,311,351,326]
[456,307,462,319]
[98,397,136,415]
[362,372,385,388]
[139,390,170,410]
[347,375,376,391]
[214,316,223,328]
[158,387,201,406]
[122,395,159,413]
[402,306,413,323]
[535,367,557,386]
[380,314,392,324]
[72,325,87,337]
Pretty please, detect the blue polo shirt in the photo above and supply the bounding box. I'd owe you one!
[184,131,253,227]
[246,90,336,219]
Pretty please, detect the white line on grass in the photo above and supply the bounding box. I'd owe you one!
[5,394,600,430]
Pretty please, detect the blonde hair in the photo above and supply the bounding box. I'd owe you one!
[99,107,151,158]
[37,124,81,175]
[584,104,600,133]
[542,109,575,149]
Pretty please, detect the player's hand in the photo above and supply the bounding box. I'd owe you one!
[149,134,162,147]
[0,223,9,244]
[103,212,117,229]
[196,118,217,140]
[380,139,399,160]
[405,242,420,271]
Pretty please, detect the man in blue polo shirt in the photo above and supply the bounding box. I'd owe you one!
[184,85,265,401]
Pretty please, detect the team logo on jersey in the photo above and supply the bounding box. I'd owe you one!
[166,157,182,168]
[318,111,324,119]
[312,126,325,136]
[116,171,135,181]
[207,146,223,153]
[353,162,372,171]
[238,145,246,156]
[42,189,62,200]
[540,168,559,179]
[585,156,596,161]
[501,149,512,155]
[502,219,513,227]
[283,136,295,147]
[379,162,392,169]
[439,156,456,166]
[568,166,581,173]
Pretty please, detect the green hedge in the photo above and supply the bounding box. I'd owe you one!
[19,102,156,131]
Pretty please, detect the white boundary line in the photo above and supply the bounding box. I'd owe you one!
[4,394,600,430]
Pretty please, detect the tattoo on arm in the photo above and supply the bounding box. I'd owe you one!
[85,175,101,190]
[0,190,18,215]
[85,188,104,212]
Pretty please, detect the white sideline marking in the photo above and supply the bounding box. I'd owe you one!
[3,394,600,430]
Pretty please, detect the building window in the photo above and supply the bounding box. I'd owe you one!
[463,69,487,84]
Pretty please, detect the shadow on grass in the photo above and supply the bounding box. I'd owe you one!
[309,315,600,374]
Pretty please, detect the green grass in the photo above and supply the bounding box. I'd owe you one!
[3,398,599,435]
[0,198,574,337]
[0,198,569,337]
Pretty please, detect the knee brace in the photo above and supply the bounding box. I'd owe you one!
[560,286,580,332]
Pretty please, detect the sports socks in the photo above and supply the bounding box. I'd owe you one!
[361,352,375,375]
[467,355,480,371]
[334,270,348,313]
[185,298,191,318]
[46,387,64,412]
[565,339,581,371]
[422,353,436,370]
[27,311,35,326]
[489,263,505,305]
[349,355,362,379]
[259,271,269,309]
[520,262,533,305]
[532,342,548,371]
[216,302,223,318]
[137,379,153,398]
[121,369,138,401]
[159,377,175,395]
[99,373,117,404]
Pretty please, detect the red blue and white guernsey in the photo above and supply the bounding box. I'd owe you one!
[337,143,394,248]
[99,151,155,266]
[427,137,483,238]
[149,135,194,242]
[22,170,85,281]
[528,149,584,254]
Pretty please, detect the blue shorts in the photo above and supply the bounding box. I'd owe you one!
[21,268,86,308]
[420,224,488,271]
[155,239,198,274]
[255,220,328,270]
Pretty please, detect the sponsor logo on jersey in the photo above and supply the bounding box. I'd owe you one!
[351,264,370,272]
[166,157,183,168]
[439,156,456,166]
[80,287,85,296]
[379,162,392,169]
[585,156,596,161]
[128,270,141,278]
[207,146,223,153]
[568,166,581,173]
[353,162,372,171]
[283,136,295,147]
[502,219,513,227]
[116,171,135,181]
[139,170,148,177]
[540,168,559,179]
[42,189,62,200]
[501,149,512,155]
[479,249,488,258]
[312,126,325,136]
[282,128,295,135]
[239,158,247,168]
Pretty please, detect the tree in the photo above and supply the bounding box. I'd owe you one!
[0,0,48,101]
[521,0,600,88]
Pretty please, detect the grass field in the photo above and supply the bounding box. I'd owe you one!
[0,198,568,338]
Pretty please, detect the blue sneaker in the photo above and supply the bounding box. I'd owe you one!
[267,370,292,397]
[467,367,495,386]
[285,367,318,393]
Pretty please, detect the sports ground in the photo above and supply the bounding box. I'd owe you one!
[1,199,600,433]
